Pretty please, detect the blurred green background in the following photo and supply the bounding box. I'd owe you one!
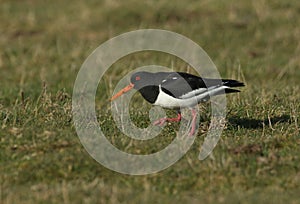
[1,0,299,203]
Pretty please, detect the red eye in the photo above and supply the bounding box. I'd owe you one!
[135,76,141,81]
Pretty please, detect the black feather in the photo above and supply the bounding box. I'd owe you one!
[222,79,245,87]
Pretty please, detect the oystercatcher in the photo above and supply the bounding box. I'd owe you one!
[111,71,244,135]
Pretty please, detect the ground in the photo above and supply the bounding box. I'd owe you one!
[0,0,299,203]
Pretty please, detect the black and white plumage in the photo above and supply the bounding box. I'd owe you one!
[111,71,244,135]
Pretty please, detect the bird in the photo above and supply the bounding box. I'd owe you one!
[110,71,245,135]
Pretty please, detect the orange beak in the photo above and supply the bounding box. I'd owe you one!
[110,83,134,101]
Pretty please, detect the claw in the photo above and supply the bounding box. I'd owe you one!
[153,113,182,126]
[153,110,197,136]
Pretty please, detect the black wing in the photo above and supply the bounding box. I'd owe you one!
[160,72,244,99]
[159,72,209,98]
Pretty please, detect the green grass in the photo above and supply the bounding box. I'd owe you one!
[1,0,300,203]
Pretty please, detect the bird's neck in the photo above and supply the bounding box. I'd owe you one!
[137,86,159,104]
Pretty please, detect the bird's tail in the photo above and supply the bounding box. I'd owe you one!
[220,79,245,95]
[222,79,245,88]
[224,88,241,93]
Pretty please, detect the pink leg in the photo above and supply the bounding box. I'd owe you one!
[189,109,198,136]
[153,113,181,126]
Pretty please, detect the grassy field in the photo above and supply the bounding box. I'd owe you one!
[1,0,300,203]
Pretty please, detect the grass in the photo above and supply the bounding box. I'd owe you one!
[1,0,300,203]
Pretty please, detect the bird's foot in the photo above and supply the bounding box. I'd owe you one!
[152,110,197,136]
[153,118,168,126]
[153,113,181,126]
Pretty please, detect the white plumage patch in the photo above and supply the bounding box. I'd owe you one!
[154,85,229,109]
[179,88,207,99]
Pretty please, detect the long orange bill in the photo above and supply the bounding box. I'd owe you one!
[110,83,134,101]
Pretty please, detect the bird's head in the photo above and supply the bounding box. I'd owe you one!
[110,71,157,101]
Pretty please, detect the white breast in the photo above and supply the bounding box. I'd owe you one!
[154,86,199,108]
